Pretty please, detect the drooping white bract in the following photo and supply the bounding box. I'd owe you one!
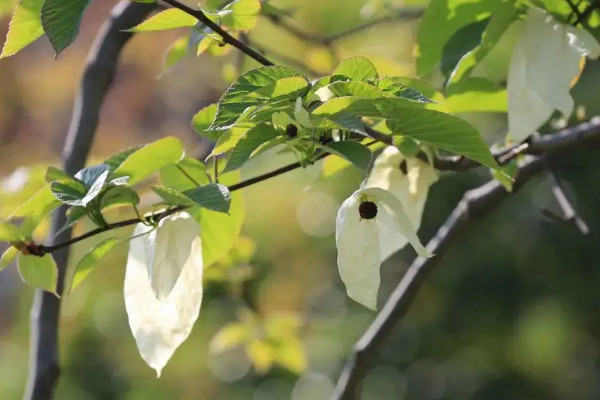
[336,187,432,310]
[364,146,438,252]
[124,212,203,377]
[508,7,600,142]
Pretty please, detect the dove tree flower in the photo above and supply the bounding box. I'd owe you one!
[508,7,600,142]
[124,212,203,377]
[336,187,432,310]
[365,146,438,233]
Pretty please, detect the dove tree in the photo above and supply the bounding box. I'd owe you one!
[0,0,599,399]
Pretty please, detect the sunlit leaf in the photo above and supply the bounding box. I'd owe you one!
[0,246,18,270]
[152,185,194,206]
[130,8,197,32]
[223,123,281,172]
[17,253,58,294]
[323,141,372,171]
[0,0,45,58]
[70,238,119,292]
[332,56,379,81]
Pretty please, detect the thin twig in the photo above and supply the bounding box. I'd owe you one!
[546,160,589,235]
[160,0,273,66]
[23,3,156,400]
[35,117,600,256]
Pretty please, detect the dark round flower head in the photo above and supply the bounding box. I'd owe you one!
[286,124,298,138]
[359,200,378,220]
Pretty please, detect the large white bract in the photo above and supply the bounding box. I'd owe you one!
[124,212,203,377]
[335,187,432,310]
[508,7,600,142]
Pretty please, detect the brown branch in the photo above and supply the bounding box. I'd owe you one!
[23,3,156,400]
[546,160,589,235]
[160,0,273,66]
[330,120,600,399]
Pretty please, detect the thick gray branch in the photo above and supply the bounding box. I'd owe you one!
[24,3,155,400]
[332,117,600,400]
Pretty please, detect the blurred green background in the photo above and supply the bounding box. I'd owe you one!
[1,0,600,399]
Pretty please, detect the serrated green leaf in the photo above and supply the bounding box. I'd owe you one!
[0,221,22,242]
[0,246,18,271]
[103,145,143,172]
[112,137,185,185]
[192,103,220,141]
[332,56,379,81]
[130,8,197,32]
[184,184,231,213]
[41,0,93,55]
[70,238,119,292]
[17,254,58,294]
[0,0,45,59]
[323,141,372,171]
[328,81,389,99]
[417,0,501,75]
[223,124,281,172]
[385,108,498,169]
[152,185,194,206]
[221,0,260,31]
[159,157,210,192]
[376,77,439,103]
[249,76,309,100]
[311,96,425,118]
[45,166,72,183]
[50,180,87,206]
[100,186,140,209]
[8,184,61,237]
[210,124,254,157]
[210,66,306,130]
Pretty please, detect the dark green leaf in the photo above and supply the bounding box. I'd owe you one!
[41,0,93,55]
[100,186,140,209]
[160,157,210,191]
[50,180,87,206]
[210,66,306,130]
[441,19,489,77]
[152,185,194,206]
[74,163,110,187]
[184,184,231,213]
[324,141,372,171]
[223,123,281,172]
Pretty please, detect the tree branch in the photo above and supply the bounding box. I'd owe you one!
[159,0,273,66]
[23,3,155,400]
[331,118,600,400]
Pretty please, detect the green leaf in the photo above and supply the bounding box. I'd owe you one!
[100,186,140,209]
[17,254,58,294]
[152,185,194,206]
[130,8,197,32]
[192,103,220,141]
[40,0,93,55]
[74,163,110,186]
[447,2,521,85]
[45,166,73,183]
[385,108,498,169]
[445,78,507,112]
[162,36,188,74]
[192,173,244,266]
[323,141,372,171]
[0,221,22,242]
[210,124,254,157]
[249,76,310,100]
[210,66,306,130]
[221,0,261,31]
[328,81,389,99]
[492,159,517,192]
[417,0,501,75]
[0,0,45,59]
[159,157,210,192]
[112,137,185,185]
[0,246,18,271]
[332,56,379,81]
[70,238,119,292]
[103,145,143,172]
[223,124,281,172]
[50,180,87,206]
[312,96,425,118]
[8,184,61,237]
[441,19,489,77]
[184,184,231,213]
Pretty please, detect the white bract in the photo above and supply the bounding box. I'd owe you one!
[508,7,600,142]
[336,187,432,310]
[124,212,203,377]
[365,146,438,233]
